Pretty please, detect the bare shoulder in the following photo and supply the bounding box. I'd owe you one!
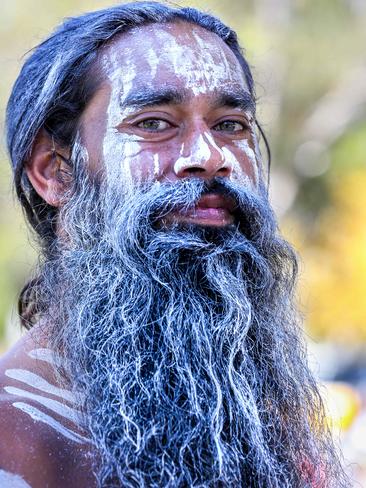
[0,333,96,488]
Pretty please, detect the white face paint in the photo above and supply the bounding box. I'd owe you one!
[199,129,259,189]
[174,135,213,174]
[153,153,160,178]
[149,29,241,97]
[92,23,258,193]
[232,139,260,188]
[102,50,138,193]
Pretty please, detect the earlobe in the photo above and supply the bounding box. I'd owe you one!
[25,130,71,207]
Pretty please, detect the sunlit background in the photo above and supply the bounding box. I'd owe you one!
[1,0,365,484]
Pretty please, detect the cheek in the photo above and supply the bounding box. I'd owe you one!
[104,137,166,191]
[227,141,260,188]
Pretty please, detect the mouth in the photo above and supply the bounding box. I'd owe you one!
[169,194,236,227]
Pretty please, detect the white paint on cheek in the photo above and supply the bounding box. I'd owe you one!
[250,126,265,180]
[153,153,160,178]
[12,402,90,445]
[102,51,141,192]
[221,146,253,188]
[234,139,259,187]
[120,139,142,188]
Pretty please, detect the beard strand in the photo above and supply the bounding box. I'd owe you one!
[34,160,347,487]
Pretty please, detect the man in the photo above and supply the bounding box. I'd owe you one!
[0,2,348,487]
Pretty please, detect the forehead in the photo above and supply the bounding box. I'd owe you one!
[100,21,249,98]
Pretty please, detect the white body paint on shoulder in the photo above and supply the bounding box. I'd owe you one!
[27,348,56,365]
[4,386,81,425]
[0,469,32,488]
[3,349,90,445]
[12,402,89,445]
[5,369,75,403]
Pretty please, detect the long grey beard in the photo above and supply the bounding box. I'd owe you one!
[37,168,346,487]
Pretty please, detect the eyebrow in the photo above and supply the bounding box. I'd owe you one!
[214,90,256,114]
[120,87,185,111]
[119,87,256,114]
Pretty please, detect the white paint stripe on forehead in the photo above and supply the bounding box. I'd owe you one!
[5,386,81,426]
[28,348,56,365]
[12,402,89,445]
[147,47,159,80]
[0,469,32,488]
[5,369,75,404]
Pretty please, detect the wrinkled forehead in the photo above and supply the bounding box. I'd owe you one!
[100,21,250,100]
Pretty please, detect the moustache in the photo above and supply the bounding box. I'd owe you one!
[107,176,274,244]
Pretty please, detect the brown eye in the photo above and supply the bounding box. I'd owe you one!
[214,120,245,132]
[137,119,171,131]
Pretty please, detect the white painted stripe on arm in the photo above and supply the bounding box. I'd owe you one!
[4,386,81,425]
[5,369,75,404]
[12,402,90,445]
[0,468,32,487]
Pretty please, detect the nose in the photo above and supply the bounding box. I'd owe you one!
[173,132,233,179]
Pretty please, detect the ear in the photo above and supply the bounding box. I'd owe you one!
[25,129,72,207]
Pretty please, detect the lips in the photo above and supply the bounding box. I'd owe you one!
[175,193,236,226]
[195,194,236,212]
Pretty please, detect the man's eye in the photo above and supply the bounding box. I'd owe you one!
[137,119,171,131]
[213,120,246,132]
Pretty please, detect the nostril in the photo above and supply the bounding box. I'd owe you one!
[184,167,206,174]
[217,167,231,176]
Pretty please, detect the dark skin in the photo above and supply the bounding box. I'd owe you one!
[0,22,259,487]
[0,331,96,487]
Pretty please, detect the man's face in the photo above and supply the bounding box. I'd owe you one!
[78,21,260,227]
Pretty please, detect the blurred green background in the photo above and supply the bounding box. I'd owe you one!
[0,0,366,481]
